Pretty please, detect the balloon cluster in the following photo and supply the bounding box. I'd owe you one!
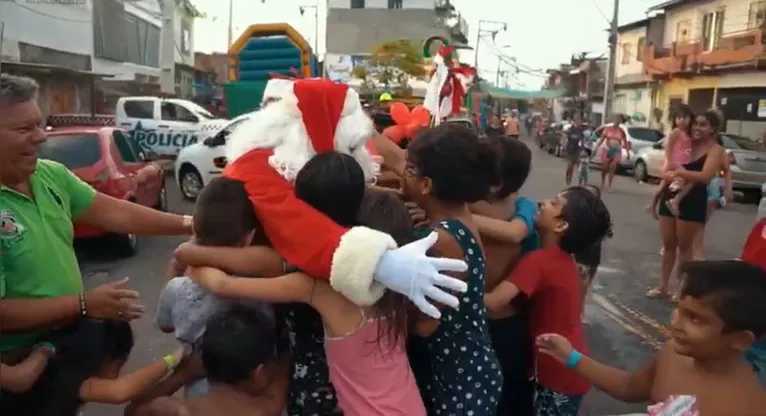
[382,102,431,145]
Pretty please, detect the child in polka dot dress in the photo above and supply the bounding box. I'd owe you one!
[401,123,503,415]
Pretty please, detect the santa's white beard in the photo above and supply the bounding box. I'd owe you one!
[226,98,379,183]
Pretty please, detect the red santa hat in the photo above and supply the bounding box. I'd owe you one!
[281,79,359,154]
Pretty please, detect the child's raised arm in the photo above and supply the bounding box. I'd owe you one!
[79,348,184,405]
[186,267,315,304]
[536,333,656,403]
[174,242,285,277]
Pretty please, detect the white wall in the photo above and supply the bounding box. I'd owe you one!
[662,0,752,46]
[328,0,434,9]
[616,26,647,77]
[90,0,166,81]
[614,86,652,117]
[0,0,93,62]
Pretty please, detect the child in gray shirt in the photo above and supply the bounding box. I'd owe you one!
[155,177,273,397]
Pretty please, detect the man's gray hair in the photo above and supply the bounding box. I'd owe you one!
[0,73,39,107]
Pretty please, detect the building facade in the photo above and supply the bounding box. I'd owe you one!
[641,0,766,140]
[0,0,198,116]
[0,0,97,116]
[325,0,469,68]
[614,18,656,127]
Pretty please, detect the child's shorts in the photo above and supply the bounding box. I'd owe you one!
[707,177,723,202]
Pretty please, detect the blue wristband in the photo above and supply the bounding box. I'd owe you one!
[566,350,582,369]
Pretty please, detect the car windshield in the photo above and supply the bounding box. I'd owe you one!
[720,134,765,151]
[628,127,664,142]
[38,134,102,169]
[186,102,216,119]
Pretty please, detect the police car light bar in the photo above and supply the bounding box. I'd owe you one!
[46,114,116,128]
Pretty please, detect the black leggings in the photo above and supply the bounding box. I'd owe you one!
[488,315,534,416]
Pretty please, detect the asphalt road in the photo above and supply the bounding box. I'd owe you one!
[78,136,758,416]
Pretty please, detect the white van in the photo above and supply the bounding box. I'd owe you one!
[115,97,229,157]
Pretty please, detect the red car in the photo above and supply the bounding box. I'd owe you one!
[39,124,167,257]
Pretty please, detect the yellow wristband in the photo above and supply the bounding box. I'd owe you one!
[163,354,178,370]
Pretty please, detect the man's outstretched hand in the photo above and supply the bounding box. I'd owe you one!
[374,232,468,319]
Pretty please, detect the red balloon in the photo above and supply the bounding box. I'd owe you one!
[411,105,431,127]
[382,125,406,145]
[405,122,424,138]
[389,102,412,126]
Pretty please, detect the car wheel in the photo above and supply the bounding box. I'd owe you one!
[179,165,203,201]
[634,160,648,182]
[154,184,168,211]
[111,233,138,258]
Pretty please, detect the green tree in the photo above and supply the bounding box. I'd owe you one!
[352,40,426,97]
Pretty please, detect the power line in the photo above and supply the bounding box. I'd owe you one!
[587,0,612,25]
[3,2,90,23]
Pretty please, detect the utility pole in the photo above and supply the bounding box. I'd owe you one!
[0,22,5,75]
[603,0,619,124]
[299,4,319,53]
[159,0,176,95]
[227,0,234,50]
[473,20,507,70]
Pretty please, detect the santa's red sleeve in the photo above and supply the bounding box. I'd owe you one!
[224,149,396,305]
[740,219,766,271]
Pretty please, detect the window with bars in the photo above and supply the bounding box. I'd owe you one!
[621,43,631,64]
[351,0,365,8]
[636,37,645,62]
[388,0,403,8]
[701,10,725,52]
[748,1,766,29]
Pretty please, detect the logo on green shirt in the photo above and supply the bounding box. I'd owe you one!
[0,210,26,244]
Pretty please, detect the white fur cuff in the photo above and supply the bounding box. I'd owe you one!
[330,226,397,306]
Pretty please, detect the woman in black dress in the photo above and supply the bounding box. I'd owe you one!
[655,110,726,302]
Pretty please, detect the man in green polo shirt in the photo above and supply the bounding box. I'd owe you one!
[0,74,193,359]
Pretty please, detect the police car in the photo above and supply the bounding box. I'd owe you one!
[175,113,253,200]
[115,96,229,158]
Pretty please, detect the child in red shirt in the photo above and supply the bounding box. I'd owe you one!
[485,186,612,416]
[741,219,766,271]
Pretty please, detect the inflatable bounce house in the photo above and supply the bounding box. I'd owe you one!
[224,23,319,118]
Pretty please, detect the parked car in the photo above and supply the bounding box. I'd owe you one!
[587,124,664,172]
[175,113,252,201]
[39,125,166,257]
[539,122,567,155]
[633,133,766,198]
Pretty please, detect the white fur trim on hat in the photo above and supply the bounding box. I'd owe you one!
[330,226,397,306]
[262,78,295,103]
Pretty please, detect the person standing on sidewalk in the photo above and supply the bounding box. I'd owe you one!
[505,110,520,139]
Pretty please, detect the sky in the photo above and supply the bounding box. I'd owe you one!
[192,0,661,89]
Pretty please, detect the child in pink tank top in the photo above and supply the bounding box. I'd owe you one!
[646,110,695,219]
[188,188,426,416]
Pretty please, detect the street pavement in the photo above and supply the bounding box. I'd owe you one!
[79,136,758,416]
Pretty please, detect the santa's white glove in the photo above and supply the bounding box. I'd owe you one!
[373,232,468,319]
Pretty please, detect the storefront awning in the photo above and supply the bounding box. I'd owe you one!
[0,61,114,78]
[485,86,567,100]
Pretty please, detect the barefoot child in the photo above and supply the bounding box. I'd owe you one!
[156,177,274,397]
[136,307,290,416]
[0,343,55,393]
[485,186,612,415]
[536,260,766,415]
[647,105,694,218]
[188,161,427,415]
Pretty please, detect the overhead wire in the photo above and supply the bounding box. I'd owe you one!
[2,1,90,23]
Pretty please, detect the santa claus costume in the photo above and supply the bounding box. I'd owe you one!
[223,78,467,317]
